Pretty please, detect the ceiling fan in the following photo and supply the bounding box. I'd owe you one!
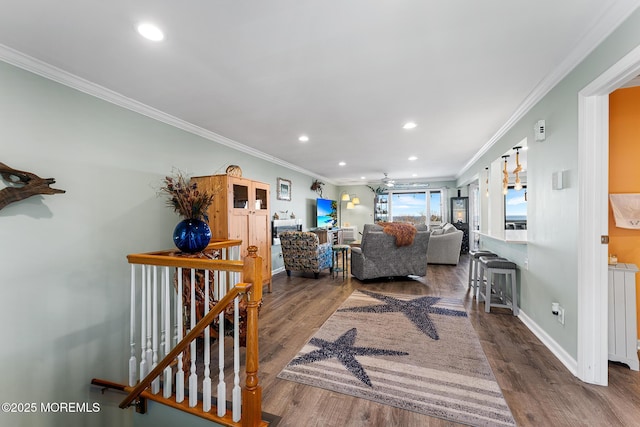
[381,173,395,187]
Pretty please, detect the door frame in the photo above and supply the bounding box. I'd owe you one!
[577,43,640,385]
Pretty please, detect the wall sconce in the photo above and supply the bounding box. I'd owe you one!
[512,146,523,191]
[502,155,510,195]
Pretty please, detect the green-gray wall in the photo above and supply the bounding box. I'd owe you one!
[458,8,640,361]
[0,59,332,427]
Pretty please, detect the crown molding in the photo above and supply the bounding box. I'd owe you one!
[0,43,336,186]
[456,1,640,180]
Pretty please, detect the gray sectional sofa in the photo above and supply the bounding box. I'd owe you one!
[350,223,430,280]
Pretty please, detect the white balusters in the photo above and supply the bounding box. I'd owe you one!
[162,266,172,399]
[189,268,198,408]
[125,242,251,421]
[139,265,147,380]
[151,266,160,394]
[145,266,153,374]
[232,294,241,422]
[217,271,227,417]
[202,269,212,412]
[129,265,137,387]
[176,268,185,403]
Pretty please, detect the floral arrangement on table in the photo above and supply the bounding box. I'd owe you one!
[160,170,215,221]
[159,169,221,253]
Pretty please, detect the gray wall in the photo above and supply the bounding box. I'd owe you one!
[457,8,640,360]
[0,59,328,427]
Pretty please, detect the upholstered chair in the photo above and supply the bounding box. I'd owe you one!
[279,231,333,279]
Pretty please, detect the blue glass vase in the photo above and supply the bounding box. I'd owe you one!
[172,218,212,253]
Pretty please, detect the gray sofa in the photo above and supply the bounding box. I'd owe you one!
[351,223,430,280]
[426,223,464,265]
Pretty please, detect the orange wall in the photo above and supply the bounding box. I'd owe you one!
[609,86,640,338]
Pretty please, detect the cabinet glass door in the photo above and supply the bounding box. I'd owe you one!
[233,184,249,209]
[255,187,268,211]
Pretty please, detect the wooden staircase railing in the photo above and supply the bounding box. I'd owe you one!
[119,282,249,409]
[92,242,266,427]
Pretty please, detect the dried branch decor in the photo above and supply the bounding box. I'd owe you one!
[0,162,65,210]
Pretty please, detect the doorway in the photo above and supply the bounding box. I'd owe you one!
[577,44,640,386]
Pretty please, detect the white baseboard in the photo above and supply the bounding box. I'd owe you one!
[517,310,578,377]
[272,266,285,275]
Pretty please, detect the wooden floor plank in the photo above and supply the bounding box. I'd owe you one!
[256,256,640,426]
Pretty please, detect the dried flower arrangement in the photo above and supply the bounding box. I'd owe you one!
[159,170,216,221]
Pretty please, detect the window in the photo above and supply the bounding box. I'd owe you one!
[504,186,527,229]
[389,190,442,226]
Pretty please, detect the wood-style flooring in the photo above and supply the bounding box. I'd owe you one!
[256,255,640,426]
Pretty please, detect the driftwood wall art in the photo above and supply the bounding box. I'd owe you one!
[0,162,65,210]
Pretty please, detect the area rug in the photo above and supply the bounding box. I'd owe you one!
[277,290,516,426]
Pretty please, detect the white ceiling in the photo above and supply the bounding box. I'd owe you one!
[1,1,638,186]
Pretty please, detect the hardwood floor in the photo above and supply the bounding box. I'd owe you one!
[256,255,640,426]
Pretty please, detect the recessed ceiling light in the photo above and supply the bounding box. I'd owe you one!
[408,156,418,161]
[403,122,417,130]
[137,22,164,41]
[298,135,309,142]
[339,161,346,166]
[412,174,417,177]
[360,176,366,180]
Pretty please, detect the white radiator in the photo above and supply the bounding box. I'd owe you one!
[608,263,639,370]
[341,226,357,242]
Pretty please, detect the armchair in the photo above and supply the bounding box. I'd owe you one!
[427,223,464,265]
[279,231,333,279]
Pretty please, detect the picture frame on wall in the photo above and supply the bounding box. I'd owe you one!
[277,177,292,201]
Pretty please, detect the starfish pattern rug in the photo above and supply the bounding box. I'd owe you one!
[277,290,516,426]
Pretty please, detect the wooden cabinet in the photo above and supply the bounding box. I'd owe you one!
[192,174,272,290]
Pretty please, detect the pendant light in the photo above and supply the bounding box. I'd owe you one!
[502,155,510,195]
[513,146,523,191]
[485,167,490,197]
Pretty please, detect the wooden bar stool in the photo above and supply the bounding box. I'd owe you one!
[478,257,519,316]
[468,251,497,297]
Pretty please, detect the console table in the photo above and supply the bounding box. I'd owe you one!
[312,228,343,245]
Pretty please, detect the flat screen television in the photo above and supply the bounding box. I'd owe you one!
[316,198,338,228]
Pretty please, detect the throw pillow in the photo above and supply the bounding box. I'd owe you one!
[442,223,457,234]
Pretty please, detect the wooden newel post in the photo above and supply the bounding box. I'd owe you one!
[242,245,262,427]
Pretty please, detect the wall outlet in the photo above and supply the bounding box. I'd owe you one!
[557,306,565,325]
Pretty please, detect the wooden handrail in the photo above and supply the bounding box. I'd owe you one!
[127,254,244,271]
[127,239,243,269]
[119,282,252,409]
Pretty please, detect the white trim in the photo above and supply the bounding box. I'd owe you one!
[577,43,640,386]
[457,2,640,179]
[518,310,578,376]
[0,43,335,185]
